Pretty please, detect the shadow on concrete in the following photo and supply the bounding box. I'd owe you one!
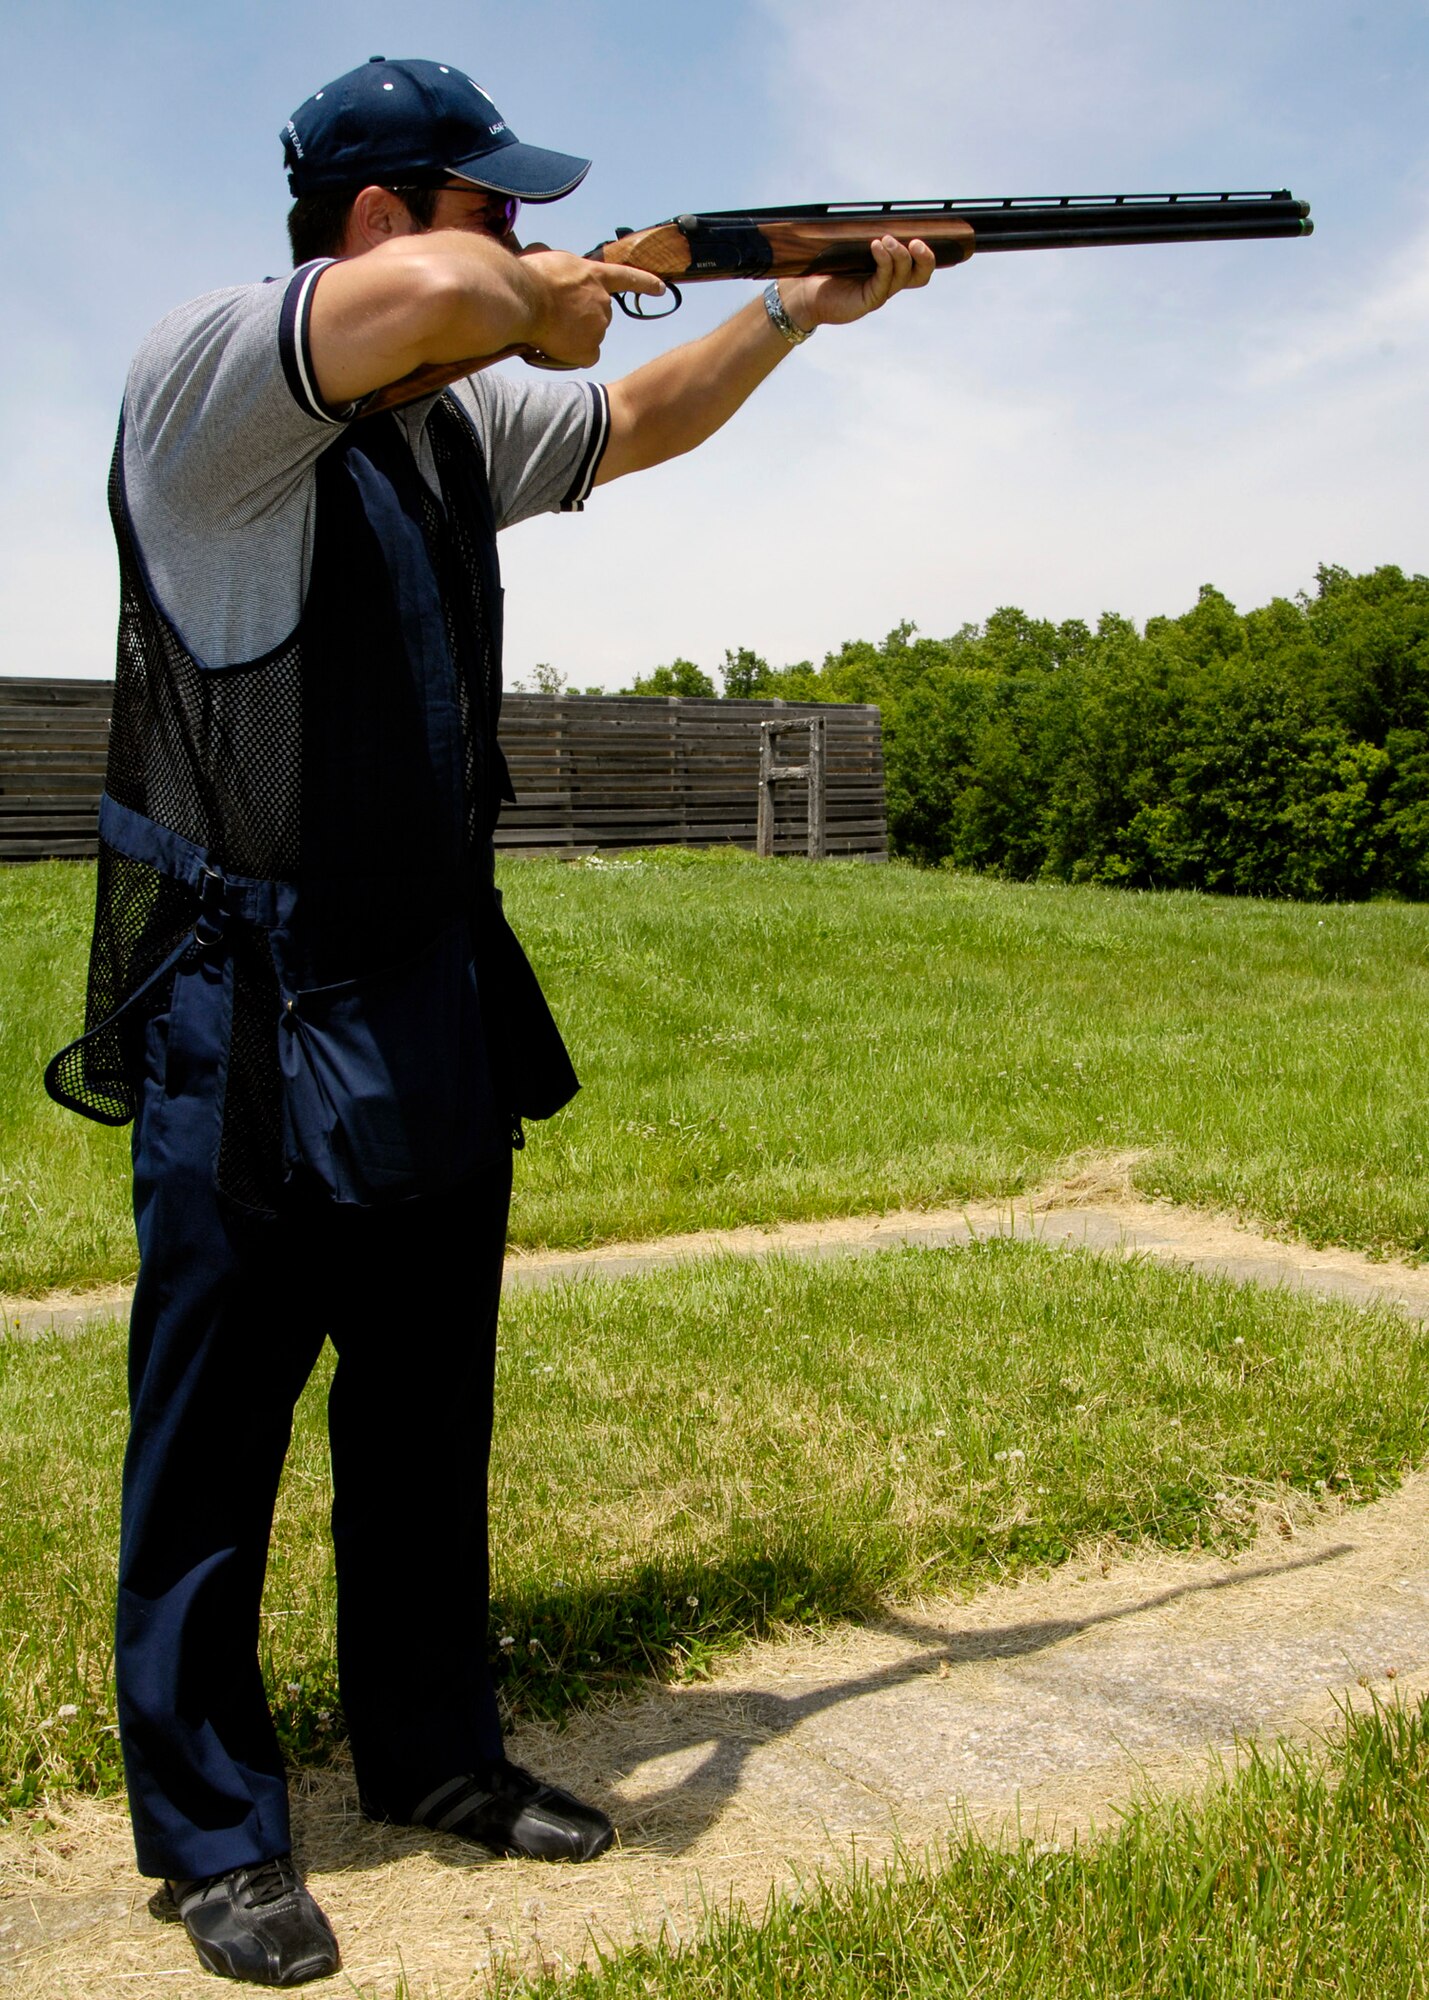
[328,1539,1352,1872]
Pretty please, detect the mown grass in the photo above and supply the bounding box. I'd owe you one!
[5,1238,1428,1808]
[501,1696,1429,2000]
[4,852,1429,1297]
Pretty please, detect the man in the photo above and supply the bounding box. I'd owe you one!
[46,55,934,1987]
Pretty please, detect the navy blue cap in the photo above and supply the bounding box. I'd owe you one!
[282,56,591,202]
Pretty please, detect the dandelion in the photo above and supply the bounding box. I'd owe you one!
[499,1634,515,1651]
[57,1703,79,1719]
[994,1448,1026,1464]
[1233,1336,1245,1347]
[285,1683,302,1696]
[686,1594,700,1609]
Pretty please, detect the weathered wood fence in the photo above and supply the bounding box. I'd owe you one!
[0,679,886,863]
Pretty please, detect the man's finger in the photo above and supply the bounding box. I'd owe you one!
[864,235,898,308]
[593,261,667,297]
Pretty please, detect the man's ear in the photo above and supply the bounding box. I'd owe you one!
[344,185,413,254]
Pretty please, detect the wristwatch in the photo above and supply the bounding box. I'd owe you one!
[763,281,814,346]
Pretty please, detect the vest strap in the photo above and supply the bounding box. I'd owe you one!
[98,792,295,931]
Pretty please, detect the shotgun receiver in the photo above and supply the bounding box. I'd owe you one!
[587,188,1313,318]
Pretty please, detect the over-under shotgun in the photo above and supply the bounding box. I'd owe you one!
[588,189,1313,315]
[358,189,1311,412]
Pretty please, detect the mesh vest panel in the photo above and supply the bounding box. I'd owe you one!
[56,399,503,1215]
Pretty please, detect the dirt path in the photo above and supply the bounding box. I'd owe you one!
[9,1168,1429,1336]
[8,1474,1429,1995]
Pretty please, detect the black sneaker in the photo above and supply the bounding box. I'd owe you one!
[148,1854,339,1986]
[371,1759,614,1862]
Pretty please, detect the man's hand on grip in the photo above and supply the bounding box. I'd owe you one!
[517,250,666,367]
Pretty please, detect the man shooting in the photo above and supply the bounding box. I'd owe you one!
[46,53,933,1987]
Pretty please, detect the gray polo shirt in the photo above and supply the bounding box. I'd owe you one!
[121,257,610,670]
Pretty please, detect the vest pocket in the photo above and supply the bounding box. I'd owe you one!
[277,920,501,1204]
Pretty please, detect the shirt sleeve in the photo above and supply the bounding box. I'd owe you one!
[120,266,356,666]
[449,370,611,530]
[123,264,354,533]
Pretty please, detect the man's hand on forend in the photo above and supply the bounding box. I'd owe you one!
[778,234,937,334]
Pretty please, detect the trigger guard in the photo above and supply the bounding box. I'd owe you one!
[617,281,683,321]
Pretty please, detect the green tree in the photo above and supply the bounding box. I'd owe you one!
[622,658,717,697]
[719,647,774,698]
[516,661,566,694]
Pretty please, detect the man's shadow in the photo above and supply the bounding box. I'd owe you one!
[319,1538,1354,1871]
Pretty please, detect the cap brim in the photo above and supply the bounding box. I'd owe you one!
[446,141,590,202]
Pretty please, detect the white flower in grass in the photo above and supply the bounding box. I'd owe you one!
[994,1448,1026,1464]
[57,1704,79,1719]
[687,1595,700,1609]
[499,1634,515,1650]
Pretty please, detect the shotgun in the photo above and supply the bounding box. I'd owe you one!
[587,189,1314,317]
[357,188,1311,412]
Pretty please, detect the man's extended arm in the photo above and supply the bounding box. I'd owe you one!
[595,234,935,484]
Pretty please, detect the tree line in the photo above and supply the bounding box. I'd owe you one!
[599,565,1428,900]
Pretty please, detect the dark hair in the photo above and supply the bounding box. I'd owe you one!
[287,183,441,266]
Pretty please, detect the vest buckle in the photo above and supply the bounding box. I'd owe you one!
[194,867,228,951]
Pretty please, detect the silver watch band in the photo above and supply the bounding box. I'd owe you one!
[763,281,814,346]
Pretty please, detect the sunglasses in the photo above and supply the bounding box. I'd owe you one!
[386,184,521,236]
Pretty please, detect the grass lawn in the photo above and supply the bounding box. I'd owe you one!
[5,1238,1428,1808]
[3,852,1429,1298]
[509,1696,1429,2000]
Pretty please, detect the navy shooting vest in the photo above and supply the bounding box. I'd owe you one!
[46,394,578,1214]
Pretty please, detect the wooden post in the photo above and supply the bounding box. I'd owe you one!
[756,719,777,858]
[806,715,826,860]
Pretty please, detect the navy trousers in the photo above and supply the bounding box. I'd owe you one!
[117,955,512,1880]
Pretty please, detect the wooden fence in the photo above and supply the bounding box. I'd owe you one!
[0,680,886,863]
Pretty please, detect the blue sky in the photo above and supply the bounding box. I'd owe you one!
[3,0,1426,685]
